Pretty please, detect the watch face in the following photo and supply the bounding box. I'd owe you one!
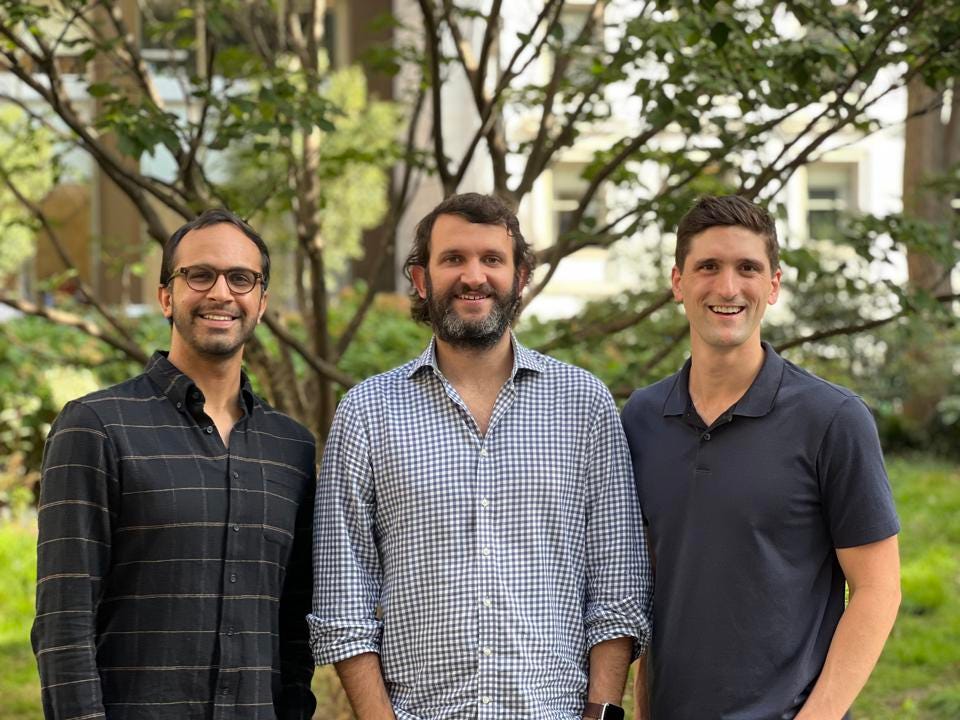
[601,705,625,720]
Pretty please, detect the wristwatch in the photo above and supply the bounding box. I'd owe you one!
[583,702,625,720]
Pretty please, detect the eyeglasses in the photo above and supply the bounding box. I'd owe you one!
[167,265,266,295]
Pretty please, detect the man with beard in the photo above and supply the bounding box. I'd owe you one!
[309,193,651,720]
[32,210,317,720]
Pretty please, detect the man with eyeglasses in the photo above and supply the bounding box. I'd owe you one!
[32,209,317,720]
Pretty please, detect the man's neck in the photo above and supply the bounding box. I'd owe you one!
[687,339,766,425]
[434,331,514,391]
[167,345,244,416]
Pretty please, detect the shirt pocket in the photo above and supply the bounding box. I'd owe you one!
[261,467,304,547]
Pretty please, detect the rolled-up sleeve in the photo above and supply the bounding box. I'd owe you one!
[583,389,653,659]
[308,391,384,665]
[31,401,118,719]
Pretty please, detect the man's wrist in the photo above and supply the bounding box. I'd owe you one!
[584,701,625,720]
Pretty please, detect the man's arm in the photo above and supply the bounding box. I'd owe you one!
[632,653,650,720]
[31,402,118,719]
[583,387,654,714]
[276,469,318,720]
[308,392,391,702]
[795,535,901,720]
[585,636,633,715]
[335,652,397,720]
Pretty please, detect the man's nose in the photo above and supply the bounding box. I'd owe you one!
[460,259,486,286]
[716,267,738,298]
[205,272,234,301]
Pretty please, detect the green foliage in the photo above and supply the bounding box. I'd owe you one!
[854,457,960,719]
[219,66,402,279]
[0,107,55,277]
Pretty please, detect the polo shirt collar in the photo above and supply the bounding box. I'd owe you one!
[662,341,785,419]
[145,351,257,415]
[406,332,545,380]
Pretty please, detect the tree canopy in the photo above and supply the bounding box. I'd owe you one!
[0,0,958,441]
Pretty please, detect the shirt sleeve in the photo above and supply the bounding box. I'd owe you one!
[308,391,384,665]
[582,387,653,659]
[817,396,900,548]
[276,442,318,719]
[31,401,118,719]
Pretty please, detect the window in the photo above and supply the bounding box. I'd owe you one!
[806,163,857,242]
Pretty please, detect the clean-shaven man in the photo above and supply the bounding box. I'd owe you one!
[622,195,900,720]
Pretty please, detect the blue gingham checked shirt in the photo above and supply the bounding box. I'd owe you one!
[309,336,652,719]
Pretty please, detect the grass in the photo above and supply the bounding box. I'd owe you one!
[2,455,958,719]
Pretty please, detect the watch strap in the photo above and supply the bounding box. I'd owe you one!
[583,702,604,719]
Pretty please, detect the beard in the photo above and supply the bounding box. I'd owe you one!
[170,302,259,359]
[426,274,522,350]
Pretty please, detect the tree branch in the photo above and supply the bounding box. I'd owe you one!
[0,296,148,364]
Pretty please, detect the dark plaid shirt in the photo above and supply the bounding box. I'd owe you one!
[32,352,317,720]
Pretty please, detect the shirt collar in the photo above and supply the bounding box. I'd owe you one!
[145,351,257,414]
[406,332,546,380]
[662,341,785,418]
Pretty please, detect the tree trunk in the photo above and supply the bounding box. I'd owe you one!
[900,76,956,427]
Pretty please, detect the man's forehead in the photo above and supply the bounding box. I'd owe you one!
[430,215,511,250]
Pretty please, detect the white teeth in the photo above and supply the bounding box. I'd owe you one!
[458,294,488,300]
[202,314,234,320]
[710,305,742,314]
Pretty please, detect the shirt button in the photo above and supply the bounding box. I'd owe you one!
[233,524,240,532]
[230,573,237,583]
[175,401,182,409]
[481,546,490,557]
[480,498,489,508]
[479,448,488,457]
[483,598,492,607]
[481,696,491,704]
[232,471,239,479]
[702,432,711,441]
[226,627,234,636]
[482,646,492,656]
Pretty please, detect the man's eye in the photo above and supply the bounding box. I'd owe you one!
[188,268,215,283]
[228,271,254,287]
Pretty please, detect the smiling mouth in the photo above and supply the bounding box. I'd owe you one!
[197,312,238,322]
[709,305,744,315]
[456,293,491,301]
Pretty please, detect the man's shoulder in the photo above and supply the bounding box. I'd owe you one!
[622,370,683,419]
[778,357,863,414]
[333,359,423,415]
[528,350,611,393]
[61,372,159,418]
[251,393,316,447]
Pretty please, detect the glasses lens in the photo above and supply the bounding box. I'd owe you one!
[184,266,216,291]
[226,270,256,294]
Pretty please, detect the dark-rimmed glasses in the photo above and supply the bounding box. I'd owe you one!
[167,265,266,295]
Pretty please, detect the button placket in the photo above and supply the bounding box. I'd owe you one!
[476,438,496,716]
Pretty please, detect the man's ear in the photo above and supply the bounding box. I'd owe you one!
[517,266,530,294]
[670,266,683,302]
[411,265,428,299]
[768,268,782,306]
[158,283,173,319]
[257,289,269,323]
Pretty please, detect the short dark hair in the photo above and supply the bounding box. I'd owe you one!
[675,195,779,272]
[160,209,271,289]
[402,193,537,323]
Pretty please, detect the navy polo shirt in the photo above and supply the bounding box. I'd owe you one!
[621,343,899,720]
